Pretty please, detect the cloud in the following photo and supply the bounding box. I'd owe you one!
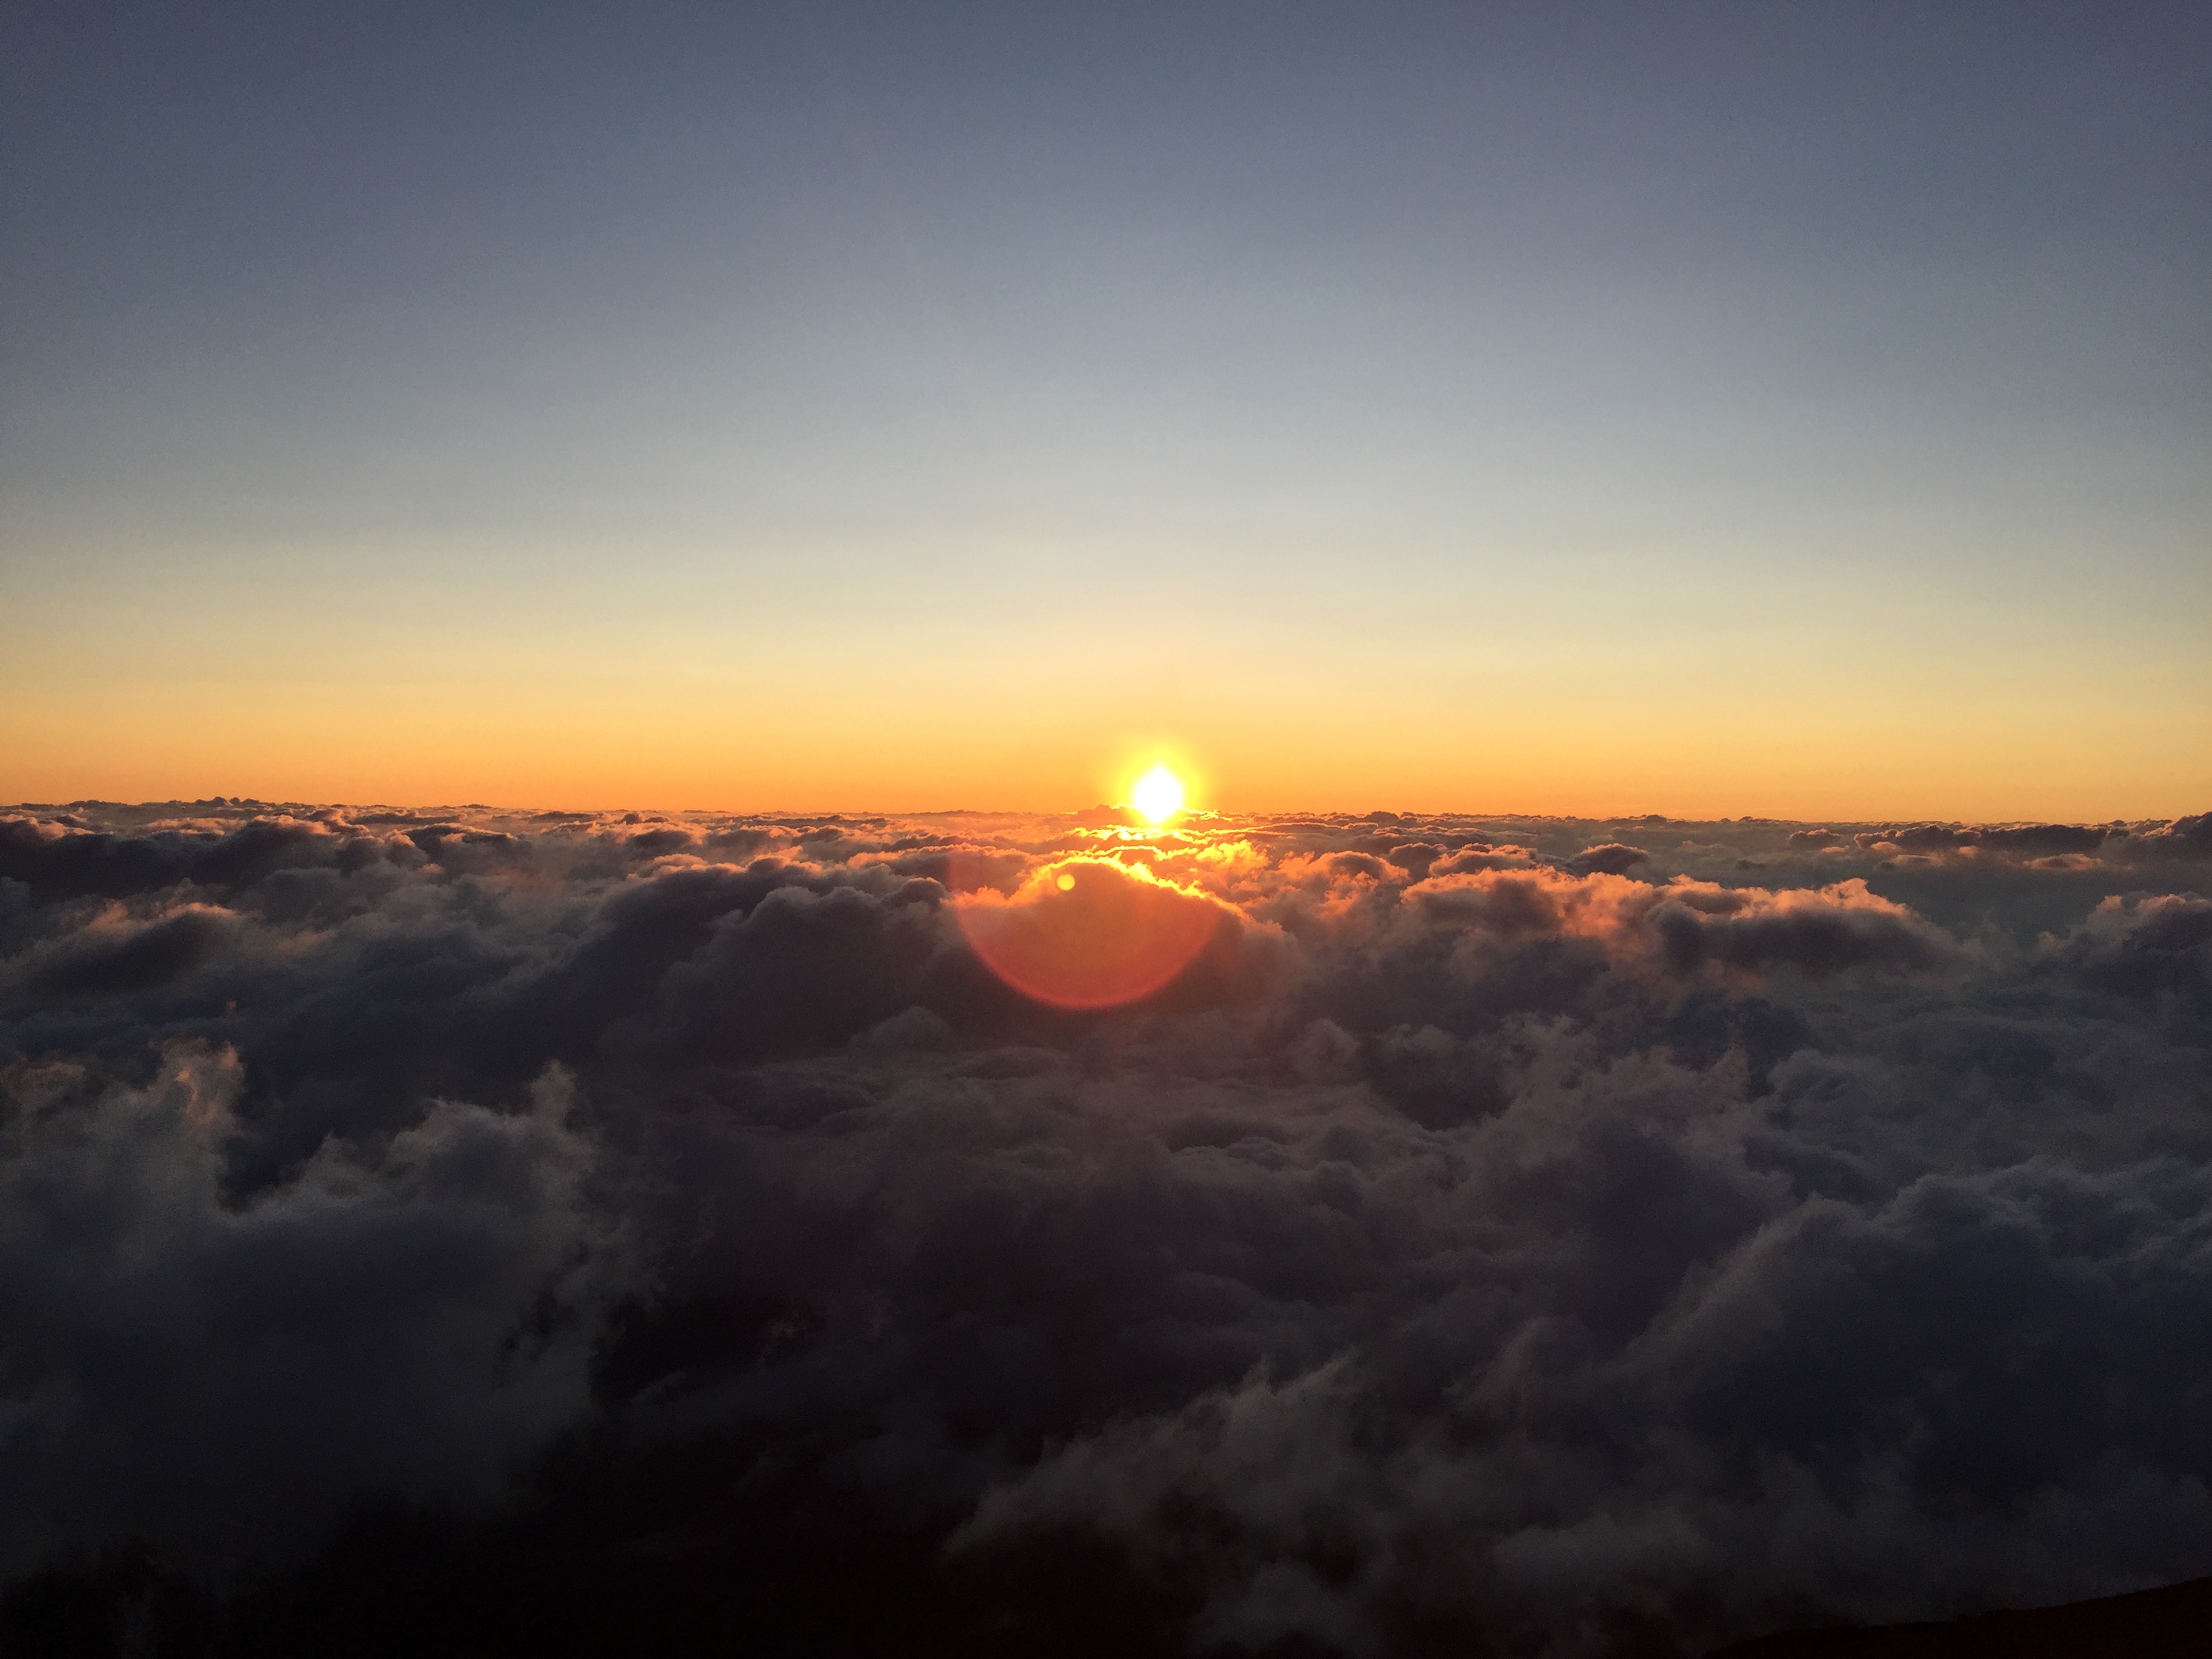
[2119,813,2212,865]
[1971,823,2109,855]
[1401,867,1959,981]
[0,801,2209,1654]
[24,904,237,996]
[1572,842,1652,876]
[1640,879,1959,978]
[2056,893,2212,1012]
[0,814,357,898]
[0,1046,628,1582]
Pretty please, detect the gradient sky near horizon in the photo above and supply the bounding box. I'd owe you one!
[3,2,2206,819]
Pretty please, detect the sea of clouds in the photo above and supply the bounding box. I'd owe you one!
[2,800,2208,1655]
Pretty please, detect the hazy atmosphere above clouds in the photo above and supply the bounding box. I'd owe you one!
[3,798,2209,1653]
[5,1,2209,816]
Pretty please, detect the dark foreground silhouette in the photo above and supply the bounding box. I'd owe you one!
[5,1524,2205,1659]
[1711,1574,2212,1658]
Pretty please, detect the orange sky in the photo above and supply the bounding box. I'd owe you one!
[5,601,2202,821]
[6,5,2207,825]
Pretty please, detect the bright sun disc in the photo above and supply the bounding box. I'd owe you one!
[1132,764,1185,823]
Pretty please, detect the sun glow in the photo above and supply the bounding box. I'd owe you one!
[1132,765,1186,823]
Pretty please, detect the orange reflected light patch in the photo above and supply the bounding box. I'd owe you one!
[954,858,1223,1010]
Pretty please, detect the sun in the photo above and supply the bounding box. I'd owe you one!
[1131,764,1185,823]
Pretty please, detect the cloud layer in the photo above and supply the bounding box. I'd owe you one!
[2,800,2208,1654]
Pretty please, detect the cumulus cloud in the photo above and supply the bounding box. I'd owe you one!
[0,800,2208,1654]
[2119,812,2212,866]
[1401,867,1959,982]
[1571,842,1651,876]
[0,1046,626,1582]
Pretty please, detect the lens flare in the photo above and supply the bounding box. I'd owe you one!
[1132,765,1185,823]
[954,858,1221,1009]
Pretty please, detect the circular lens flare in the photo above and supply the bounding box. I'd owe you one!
[955,859,1221,1009]
[1132,765,1185,823]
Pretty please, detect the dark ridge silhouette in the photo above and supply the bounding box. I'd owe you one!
[1711,1575,2212,1658]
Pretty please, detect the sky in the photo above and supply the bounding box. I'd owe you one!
[3,1,2207,817]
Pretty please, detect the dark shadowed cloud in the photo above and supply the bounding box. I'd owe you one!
[1,801,2209,1654]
